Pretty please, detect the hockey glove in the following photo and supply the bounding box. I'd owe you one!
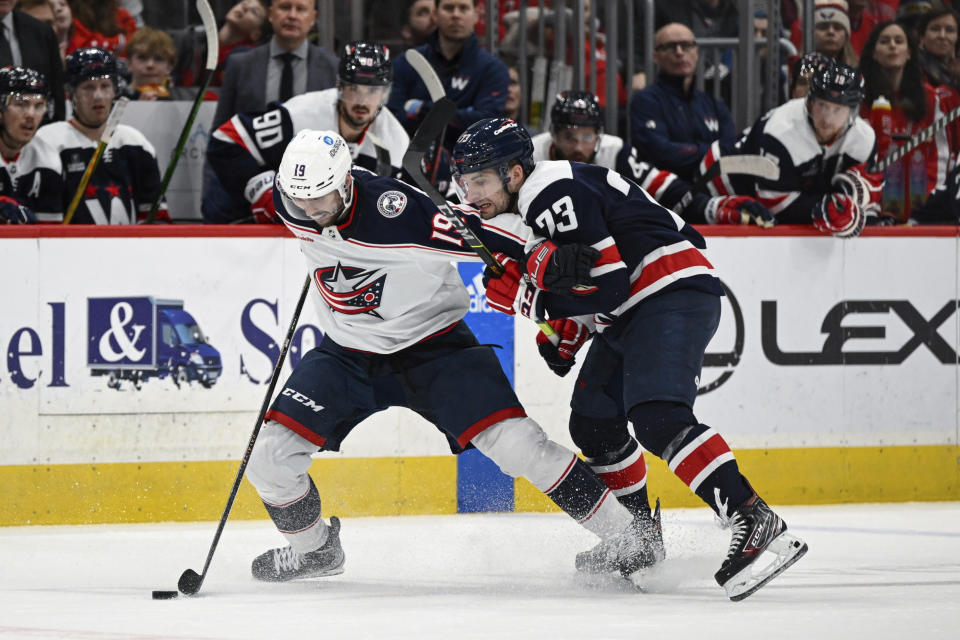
[483,253,544,319]
[524,240,601,294]
[833,164,883,216]
[536,318,591,377]
[245,170,278,224]
[813,193,865,238]
[0,196,37,224]
[704,195,775,228]
[404,99,425,119]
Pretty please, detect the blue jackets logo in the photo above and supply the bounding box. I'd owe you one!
[315,264,387,316]
[87,297,222,390]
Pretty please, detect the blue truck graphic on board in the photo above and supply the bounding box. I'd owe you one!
[87,297,222,390]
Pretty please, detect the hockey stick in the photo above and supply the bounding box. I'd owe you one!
[178,274,311,597]
[404,49,446,184]
[144,0,218,224]
[869,104,960,173]
[691,154,780,194]
[402,98,557,343]
[62,97,129,225]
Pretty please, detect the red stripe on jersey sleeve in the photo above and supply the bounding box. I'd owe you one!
[630,247,713,295]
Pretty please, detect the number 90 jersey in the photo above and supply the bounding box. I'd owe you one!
[273,168,531,353]
[517,161,723,328]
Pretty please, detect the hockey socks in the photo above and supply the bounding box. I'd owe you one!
[545,455,633,540]
[260,475,330,553]
[662,423,752,515]
[584,437,651,518]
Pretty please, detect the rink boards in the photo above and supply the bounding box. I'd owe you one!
[1,226,958,525]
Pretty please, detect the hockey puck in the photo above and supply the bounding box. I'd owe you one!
[152,590,179,600]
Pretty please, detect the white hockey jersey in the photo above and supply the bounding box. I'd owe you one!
[531,131,626,170]
[0,136,63,221]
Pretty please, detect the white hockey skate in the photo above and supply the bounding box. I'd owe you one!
[576,499,666,580]
[252,516,345,582]
[714,494,807,601]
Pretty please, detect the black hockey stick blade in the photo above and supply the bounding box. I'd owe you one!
[404,97,457,167]
[178,569,202,595]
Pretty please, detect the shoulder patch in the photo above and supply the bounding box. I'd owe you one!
[377,190,407,218]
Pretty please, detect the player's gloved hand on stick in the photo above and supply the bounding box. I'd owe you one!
[704,195,775,228]
[833,164,883,216]
[0,196,37,224]
[536,318,591,377]
[482,253,543,319]
[403,99,427,119]
[524,240,600,294]
[813,193,865,238]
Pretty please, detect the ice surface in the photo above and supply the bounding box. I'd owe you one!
[1,503,958,639]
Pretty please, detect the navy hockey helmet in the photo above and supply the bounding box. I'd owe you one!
[550,90,603,132]
[339,41,392,86]
[452,117,535,177]
[808,62,864,109]
[0,66,50,109]
[65,48,119,91]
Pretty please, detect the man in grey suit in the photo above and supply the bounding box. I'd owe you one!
[211,0,337,131]
[0,0,66,121]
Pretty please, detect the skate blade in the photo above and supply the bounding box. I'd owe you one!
[723,532,808,602]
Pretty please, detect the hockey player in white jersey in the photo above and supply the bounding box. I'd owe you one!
[0,66,61,224]
[32,48,167,224]
[242,129,661,584]
[706,60,884,236]
[204,41,410,223]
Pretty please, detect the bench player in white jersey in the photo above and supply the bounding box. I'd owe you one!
[204,41,410,223]
[535,89,774,228]
[705,61,883,237]
[0,67,61,224]
[32,48,167,224]
[242,129,657,584]
[451,117,808,600]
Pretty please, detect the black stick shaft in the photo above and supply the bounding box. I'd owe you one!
[179,275,311,595]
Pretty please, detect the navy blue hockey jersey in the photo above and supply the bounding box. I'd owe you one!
[517,161,722,329]
[274,168,530,353]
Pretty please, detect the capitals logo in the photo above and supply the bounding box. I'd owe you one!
[314,263,387,316]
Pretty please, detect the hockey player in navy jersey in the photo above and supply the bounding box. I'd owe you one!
[204,41,409,224]
[705,61,884,236]
[451,117,808,601]
[0,66,61,224]
[32,48,167,224]
[242,129,659,584]
[535,90,774,228]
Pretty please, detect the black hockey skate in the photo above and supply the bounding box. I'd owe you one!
[252,516,345,582]
[714,494,807,601]
[576,499,666,579]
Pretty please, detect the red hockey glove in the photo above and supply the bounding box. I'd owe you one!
[704,195,775,228]
[814,193,865,238]
[483,253,544,319]
[535,318,591,377]
[245,170,278,224]
[833,164,883,216]
[524,240,601,294]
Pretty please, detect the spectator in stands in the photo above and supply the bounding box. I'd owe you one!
[815,0,860,66]
[897,0,935,39]
[66,0,137,57]
[629,22,737,181]
[860,20,958,221]
[388,0,509,151]
[401,0,436,49]
[120,0,144,28]
[849,1,897,54]
[125,27,192,101]
[503,57,522,124]
[915,8,960,95]
[32,48,167,224]
[0,0,66,120]
[212,0,338,131]
[0,66,60,224]
[175,0,267,90]
[17,0,54,29]
[50,0,71,60]
[654,0,738,37]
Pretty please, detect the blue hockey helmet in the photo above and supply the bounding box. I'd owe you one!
[339,41,392,86]
[550,90,603,132]
[65,48,119,91]
[452,117,535,178]
[0,66,49,110]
